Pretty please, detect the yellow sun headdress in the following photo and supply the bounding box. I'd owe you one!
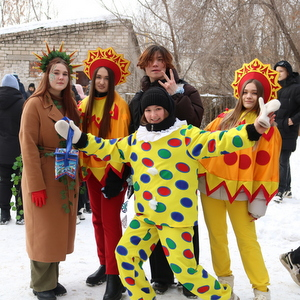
[33,41,82,75]
[231,58,281,103]
[82,47,131,85]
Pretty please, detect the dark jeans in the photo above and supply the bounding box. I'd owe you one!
[150,225,199,284]
[0,163,15,211]
[279,150,292,194]
[291,246,300,264]
[0,163,23,215]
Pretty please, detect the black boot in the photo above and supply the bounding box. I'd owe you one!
[86,265,106,286]
[103,275,125,300]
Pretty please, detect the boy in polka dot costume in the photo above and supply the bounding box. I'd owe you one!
[55,87,275,300]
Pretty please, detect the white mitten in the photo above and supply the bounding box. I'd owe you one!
[258,97,281,128]
[55,119,82,143]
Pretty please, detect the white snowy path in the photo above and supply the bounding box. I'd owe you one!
[1,140,300,300]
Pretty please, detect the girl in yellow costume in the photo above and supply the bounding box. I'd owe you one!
[198,59,282,300]
[78,47,131,300]
[55,86,277,300]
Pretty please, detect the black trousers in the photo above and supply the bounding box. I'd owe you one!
[0,163,15,210]
[149,225,199,284]
[278,150,292,193]
[291,246,300,264]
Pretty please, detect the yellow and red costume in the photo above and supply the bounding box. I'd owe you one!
[198,59,282,294]
[79,47,131,275]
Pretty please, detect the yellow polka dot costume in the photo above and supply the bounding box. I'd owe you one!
[79,107,257,299]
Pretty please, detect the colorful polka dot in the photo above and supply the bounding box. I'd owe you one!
[157,186,171,196]
[159,170,173,180]
[138,249,148,260]
[176,162,190,173]
[156,202,166,213]
[180,197,193,208]
[175,180,189,190]
[168,138,182,147]
[116,245,128,256]
[141,142,151,151]
[129,219,140,229]
[183,249,194,259]
[192,144,203,156]
[171,211,184,222]
[166,238,176,249]
[137,203,144,212]
[125,277,135,286]
[158,148,171,159]
[224,152,238,165]
[208,139,216,152]
[121,262,134,270]
[143,191,153,200]
[256,150,270,165]
[181,231,193,242]
[162,246,170,257]
[232,135,243,147]
[140,174,151,183]
[170,263,182,274]
[239,154,251,169]
[130,235,141,245]
[142,157,154,167]
[130,152,138,161]
[198,285,210,294]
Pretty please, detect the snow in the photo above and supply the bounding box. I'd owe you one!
[1,140,300,300]
[0,16,114,35]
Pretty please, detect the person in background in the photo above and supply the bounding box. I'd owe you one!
[272,60,300,203]
[280,247,300,286]
[13,73,27,100]
[79,47,131,300]
[19,42,81,300]
[26,83,36,98]
[0,74,25,225]
[129,44,203,298]
[55,86,276,300]
[75,83,86,100]
[198,59,282,300]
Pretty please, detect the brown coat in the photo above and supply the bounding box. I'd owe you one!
[19,93,79,262]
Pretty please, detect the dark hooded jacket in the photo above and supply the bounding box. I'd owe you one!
[0,86,25,164]
[275,72,300,152]
[129,68,204,133]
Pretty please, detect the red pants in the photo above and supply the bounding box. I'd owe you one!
[87,173,126,274]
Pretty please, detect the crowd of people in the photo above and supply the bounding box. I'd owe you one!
[0,40,300,300]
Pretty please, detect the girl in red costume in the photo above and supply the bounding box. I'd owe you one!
[198,59,282,300]
[79,47,131,300]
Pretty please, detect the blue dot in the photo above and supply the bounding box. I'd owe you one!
[139,249,148,260]
[140,174,150,183]
[130,152,138,161]
[192,144,203,156]
[175,180,189,190]
[171,211,184,222]
[116,245,128,256]
[130,236,141,245]
[180,197,193,208]
[121,262,134,270]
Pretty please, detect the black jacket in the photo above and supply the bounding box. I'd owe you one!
[129,68,204,133]
[275,73,300,151]
[0,86,25,164]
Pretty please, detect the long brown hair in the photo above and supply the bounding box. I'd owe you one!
[137,45,175,70]
[219,79,264,130]
[81,66,115,138]
[31,57,80,124]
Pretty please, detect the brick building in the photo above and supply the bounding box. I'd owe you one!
[0,17,144,100]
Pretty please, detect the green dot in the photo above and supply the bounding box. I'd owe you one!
[170,263,182,274]
[156,203,166,213]
[232,136,243,147]
[133,182,140,191]
[160,170,173,180]
[166,238,176,249]
[158,149,171,159]
[130,219,140,229]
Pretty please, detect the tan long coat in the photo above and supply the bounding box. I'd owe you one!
[19,93,79,262]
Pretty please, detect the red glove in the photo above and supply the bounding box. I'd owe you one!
[31,190,47,207]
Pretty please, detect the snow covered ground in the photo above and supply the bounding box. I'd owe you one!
[1,140,300,300]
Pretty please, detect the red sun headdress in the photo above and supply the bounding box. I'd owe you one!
[83,47,131,85]
[231,58,281,103]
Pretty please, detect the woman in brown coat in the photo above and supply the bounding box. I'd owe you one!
[19,44,80,300]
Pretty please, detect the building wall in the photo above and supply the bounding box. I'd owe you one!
[0,18,144,99]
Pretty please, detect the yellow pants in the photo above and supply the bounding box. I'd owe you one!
[115,215,232,300]
[201,193,269,292]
